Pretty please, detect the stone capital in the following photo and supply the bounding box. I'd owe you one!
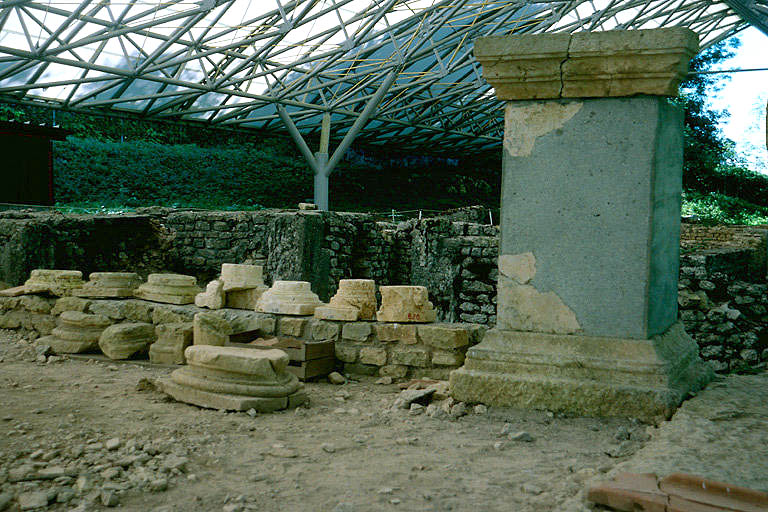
[474,28,698,100]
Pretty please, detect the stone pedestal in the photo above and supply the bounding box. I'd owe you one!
[450,28,712,420]
[39,311,111,354]
[149,322,193,365]
[76,272,142,298]
[134,274,200,305]
[157,345,307,412]
[376,286,436,323]
[256,281,322,315]
[24,270,85,297]
[99,323,156,359]
[195,279,225,309]
[315,279,377,321]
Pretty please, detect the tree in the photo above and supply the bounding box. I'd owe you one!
[678,37,741,193]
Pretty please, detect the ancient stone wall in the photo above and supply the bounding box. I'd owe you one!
[1,209,766,373]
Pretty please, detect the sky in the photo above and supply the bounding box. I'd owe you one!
[709,27,768,174]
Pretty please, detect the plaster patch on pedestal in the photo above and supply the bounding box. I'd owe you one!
[504,102,582,156]
[497,252,580,334]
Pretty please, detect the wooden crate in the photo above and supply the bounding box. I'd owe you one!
[226,334,335,381]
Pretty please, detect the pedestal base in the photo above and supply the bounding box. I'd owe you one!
[449,322,712,421]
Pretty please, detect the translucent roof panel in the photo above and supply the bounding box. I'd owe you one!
[0,0,765,154]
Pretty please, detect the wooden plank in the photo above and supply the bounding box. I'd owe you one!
[229,337,334,361]
[287,357,335,380]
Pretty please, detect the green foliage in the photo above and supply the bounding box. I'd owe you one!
[682,191,768,225]
[54,137,314,209]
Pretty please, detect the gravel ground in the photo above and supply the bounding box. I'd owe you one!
[0,329,765,512]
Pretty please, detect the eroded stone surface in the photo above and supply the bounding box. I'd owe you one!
[24,270,85,297]
[225,287,267,310]
[157,345,306,412]
[76,272,142,298]
[195,279,225,310]
[220,264,265,292]
[318,279,377,321]
[149,322,193,365]
[99,322,156,360]
[39,311,112,354]
[256,281,322,316]
[376,286,436,323]
[475,28,698,100]
[134,274,200,305]
[449,322,713,421]
[193,312,232,347]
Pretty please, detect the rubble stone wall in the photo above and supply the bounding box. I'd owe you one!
[1,209,767,373]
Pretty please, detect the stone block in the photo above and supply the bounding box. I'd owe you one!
[373,323,417,344]
[325,279,377,321]
[76,272,142,298]
[134,274,200,305]
[51,297,91,316]
[449,323,713,421]
[279,317,308,337]
[376,286,436,323]
[359,347,388,366]
[343,363,378,376]
[418,324,469,349]
[314,304,358,321]
[24,269,84,297]
[391,349,430,367]
[335,344,358,363]
[432,350,465,366]
[256,281,322,316]
[0,285,26,297]
[193,312,232,346]
[99,323,156,360]
[123,300,154,323]
[19,295,54,314]
[41,311,112,354]
[195,279,225,309]
[342,322,372,342]
[149,322,193,365]
[310,320,340,341]
[474,28,698,100]
[220,264,265,292]
[226,287,267,310]
[152,304,198,324]
[379,365,408,378]
[89,300,127,320]
[216,309,276,335]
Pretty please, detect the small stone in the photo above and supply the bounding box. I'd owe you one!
[105,438,121,451]
[390,498,401,505]
[328,372,346,385]
[378,487,394,495]
[509,431,534,442]
[449,402,467,419]
[17,491,49,510]
[426,404,448,420]
[607,440,635,458]
[246,408,258,418]
[150,478,168,492]
[473,404,487,415]
[321,443,336,454]
[101,490,119,507]
[56,488,76,503]
[375,377,393,385]
[493,441,505,451]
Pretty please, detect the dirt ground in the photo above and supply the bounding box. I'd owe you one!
[1,329,766,512]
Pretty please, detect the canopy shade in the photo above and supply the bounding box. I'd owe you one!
[0,0,765,155]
